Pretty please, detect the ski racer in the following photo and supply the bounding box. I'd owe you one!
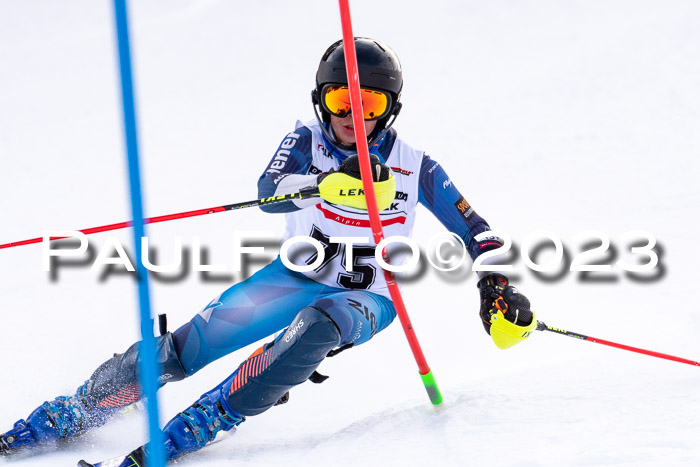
[0,38,536,464]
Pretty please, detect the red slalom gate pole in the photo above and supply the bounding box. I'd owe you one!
[337,0,442,405]
[537,321,700,367]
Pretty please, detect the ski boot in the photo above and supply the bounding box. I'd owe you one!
[162,389,245,461]
[0,386,123,455]
[76,391,244,466]
[1,419,33,455]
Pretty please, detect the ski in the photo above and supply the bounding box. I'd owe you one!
[78,445,146,467]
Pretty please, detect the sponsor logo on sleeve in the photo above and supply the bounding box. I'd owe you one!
[273,173,290,185]
[308,165,322,175]
[454,195,474,221]
[267,132,300,173]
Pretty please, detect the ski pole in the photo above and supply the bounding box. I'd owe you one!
[337,0,443,405]
[0,188,320,250]
[536,320,700,367]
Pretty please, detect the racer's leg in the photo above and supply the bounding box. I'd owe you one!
[0,332,186,453]
[1,257,329,453]
[159,289,396,460]
[172,256,341,375]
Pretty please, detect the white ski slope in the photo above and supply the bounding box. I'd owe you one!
[1,1,699,466]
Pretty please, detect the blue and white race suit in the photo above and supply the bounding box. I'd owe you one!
[173,120,501,375]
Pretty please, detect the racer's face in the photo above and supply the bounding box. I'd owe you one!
[330,114,377,146]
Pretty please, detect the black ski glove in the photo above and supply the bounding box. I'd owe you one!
[317,154,391,184]
[339,154,391,181]
[317,155,395,211]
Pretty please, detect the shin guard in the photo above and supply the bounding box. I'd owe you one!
[227,306,341,416]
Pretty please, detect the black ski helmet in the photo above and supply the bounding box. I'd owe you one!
[312,37,403,150]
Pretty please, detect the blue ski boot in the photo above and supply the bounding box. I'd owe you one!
[161,387,245,461]
[76,392,244,466]
[0,387,124,455]
[0,419,34,454]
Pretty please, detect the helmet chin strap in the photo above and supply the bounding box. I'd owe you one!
[312,99,400,153]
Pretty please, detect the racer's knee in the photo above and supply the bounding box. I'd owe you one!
[309,293,395,347]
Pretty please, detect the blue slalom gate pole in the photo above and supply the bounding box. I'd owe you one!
[112,1,166,466]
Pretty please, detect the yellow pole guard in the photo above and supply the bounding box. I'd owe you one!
[318,172,396,211]
[489,310,538,349]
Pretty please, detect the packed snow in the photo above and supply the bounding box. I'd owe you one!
[1,1,699,466]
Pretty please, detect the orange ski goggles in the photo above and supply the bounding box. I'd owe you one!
[321,84,391,121]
